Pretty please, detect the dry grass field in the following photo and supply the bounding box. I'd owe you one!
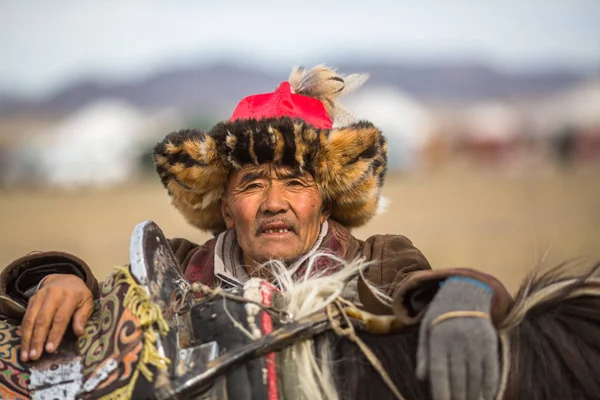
[1,167,599,294]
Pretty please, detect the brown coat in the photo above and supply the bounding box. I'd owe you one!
[168,220,512,327]
[0,221,512,327]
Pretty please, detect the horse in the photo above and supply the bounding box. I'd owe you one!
[0,220,599,400]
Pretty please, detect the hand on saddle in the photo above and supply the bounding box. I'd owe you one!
[417,277,499,400]
[20,274,94,362]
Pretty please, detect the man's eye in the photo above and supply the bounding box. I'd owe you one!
[288,180,304,187]
[244,183,261,190]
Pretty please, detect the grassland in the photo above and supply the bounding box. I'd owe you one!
[1,167,599,294]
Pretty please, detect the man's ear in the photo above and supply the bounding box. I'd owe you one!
[320,201,332,224]
[221,198,235,229]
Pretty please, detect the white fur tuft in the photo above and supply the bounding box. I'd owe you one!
[377,195,390,215]
[261,253,373,400]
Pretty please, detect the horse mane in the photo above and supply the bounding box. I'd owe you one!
[263,253,426,400]
[498,261,600,400]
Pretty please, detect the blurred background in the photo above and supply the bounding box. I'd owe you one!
[1,0,599,292]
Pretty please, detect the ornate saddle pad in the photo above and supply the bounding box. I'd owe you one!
[0,264,169,400]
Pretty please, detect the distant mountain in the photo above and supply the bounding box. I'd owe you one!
[0,60,594,118]
[337,62,591,102]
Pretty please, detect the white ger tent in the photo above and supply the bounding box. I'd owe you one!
[345,86,435,171]
[29,99,181,188]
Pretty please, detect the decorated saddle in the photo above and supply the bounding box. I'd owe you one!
[0,221,287,400]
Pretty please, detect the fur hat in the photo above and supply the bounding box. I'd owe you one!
[153,65,387,232]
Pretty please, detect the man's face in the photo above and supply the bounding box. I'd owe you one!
[222,163,329,268]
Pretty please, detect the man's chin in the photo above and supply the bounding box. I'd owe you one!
[252,236,304,263]
[256,249,300,265]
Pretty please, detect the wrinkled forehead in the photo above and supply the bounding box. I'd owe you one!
[227,163,316,187]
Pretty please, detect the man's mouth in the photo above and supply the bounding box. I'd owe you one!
[257,221,296,236]
[263,228,292,234]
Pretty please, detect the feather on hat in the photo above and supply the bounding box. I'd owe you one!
[153,65,387,232]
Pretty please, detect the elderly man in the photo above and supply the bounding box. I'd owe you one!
[2,65,511,400]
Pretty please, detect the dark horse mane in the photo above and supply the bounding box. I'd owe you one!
[500,261,600,400]
[311,261,600,400]
[326,326,427,399]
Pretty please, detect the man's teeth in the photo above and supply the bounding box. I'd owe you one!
[264,228,290,233]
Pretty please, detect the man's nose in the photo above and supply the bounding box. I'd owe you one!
[260,184,289,214]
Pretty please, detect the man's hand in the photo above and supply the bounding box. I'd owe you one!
[417,277,499,400]
[20,274,94,362]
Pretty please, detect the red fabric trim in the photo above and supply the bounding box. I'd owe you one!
[230,82,332,129]
[260,281,279,400]
[185,241,216,298]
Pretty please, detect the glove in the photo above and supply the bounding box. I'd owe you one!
[417,277,499,400]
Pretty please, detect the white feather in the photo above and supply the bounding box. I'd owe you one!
[340,73,370,95]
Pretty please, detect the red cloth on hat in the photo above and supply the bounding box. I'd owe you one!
[230,81,332,129]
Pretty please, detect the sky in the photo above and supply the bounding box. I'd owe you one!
[1,0,599,98]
